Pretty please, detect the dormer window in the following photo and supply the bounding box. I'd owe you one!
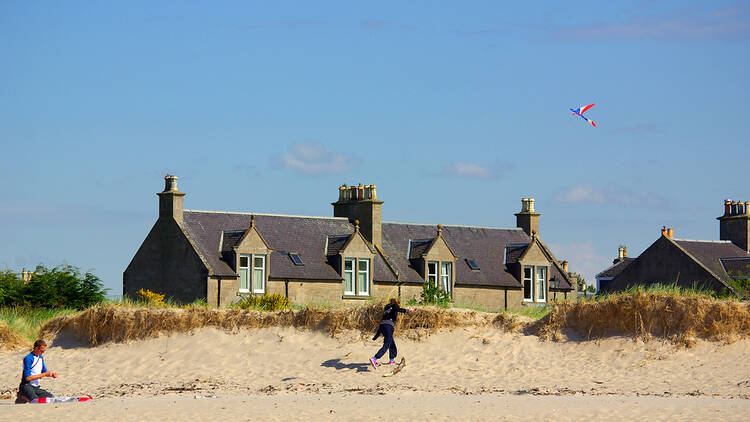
[344,257,370,297]
[239,254,266,294]
[523,265,546,303]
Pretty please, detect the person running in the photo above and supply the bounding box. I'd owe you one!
[370,298,414,369]
[17,339,58,403]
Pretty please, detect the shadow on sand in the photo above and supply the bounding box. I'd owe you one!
[321,359,371,373]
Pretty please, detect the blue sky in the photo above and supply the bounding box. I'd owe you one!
[2,1,749,295]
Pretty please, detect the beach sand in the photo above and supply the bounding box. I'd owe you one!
[2,326,749,420]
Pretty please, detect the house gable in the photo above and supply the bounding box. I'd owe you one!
[518,240,548,266]
[606,236,728,293]
[124,217,209,302]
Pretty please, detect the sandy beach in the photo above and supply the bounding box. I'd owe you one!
[2,326,750,420]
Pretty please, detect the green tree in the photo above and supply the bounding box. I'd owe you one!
[3,265,108,309]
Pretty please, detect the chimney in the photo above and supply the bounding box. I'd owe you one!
[515,197,541,237]
[333,183,383,247]
[157,174,186,224]
[661,226,668,237]
[562,261,569,273]
[667,228,674,239]
[618,246,627,260]
[718,199,750,252]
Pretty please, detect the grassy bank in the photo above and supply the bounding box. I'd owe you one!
[0,307,78,348]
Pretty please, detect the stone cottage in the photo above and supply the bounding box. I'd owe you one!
[124,175,576,308]
[599,200,750,296]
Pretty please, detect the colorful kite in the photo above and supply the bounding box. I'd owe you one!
[570,103,597,128]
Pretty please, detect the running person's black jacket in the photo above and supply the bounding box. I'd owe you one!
[372,303,409,340]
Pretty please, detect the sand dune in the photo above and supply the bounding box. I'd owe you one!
[2,326,750,420]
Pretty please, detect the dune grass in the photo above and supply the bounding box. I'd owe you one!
[535,287,750,346]
[0,307,78,346]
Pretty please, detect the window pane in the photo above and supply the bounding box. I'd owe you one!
[239,268,249,291]
[523,266,532,300]
[536,267,546,301]
[428,261,438,286]
[441,262,452,292]
[240,256,249,268]
[344,258,355,295]
[254,256,264,268]
[358,259,369,295]
[345,272,354,294]
[253,268,263,292]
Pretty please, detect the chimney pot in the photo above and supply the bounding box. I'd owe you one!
[357,184,364,200]
[370,185,378,200]
[521,198,529,212]
[746,201,750,215]
[338,185,346,201]
[739,201,746,215]
[667,227,673,239]
[618,246,625,260]
[661,226,667,237]
[562,260,569,272]
[732,201,738,215]
[724,199,732,216]
[528,198,536,213]
[164,174,178,192]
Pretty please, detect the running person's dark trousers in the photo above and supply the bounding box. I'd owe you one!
[374,323,397,360]
[19,382,54,401]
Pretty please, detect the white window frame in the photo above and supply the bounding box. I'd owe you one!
[440,262,452,294]
[427,261,438,287]
[239,254,251,293]
[523,266,533,302]
[536,266,547,303]
[252,254,266,294]
[344,258,356,296]
[357,258,370,296]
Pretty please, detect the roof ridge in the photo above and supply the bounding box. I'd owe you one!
[674,238,733,244]
[384,221,523,231]
[185,209,349,221]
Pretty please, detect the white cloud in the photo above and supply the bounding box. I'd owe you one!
[275,142,358,175]
[555,183,668,207]
[547,242,613,290]
[442,162,493,179]
[440,160,513,180]
[556,185,605,203]
[554,4,750,41]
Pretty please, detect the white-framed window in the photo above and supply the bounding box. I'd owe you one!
[440,262,452,294]
[427,261,438,287]
[536,266,546,302]
[357,259,370,296]
[344,258,355,296]
[523,266,533,301]
[239,255,250,293]
[523,265,547,303]
[252,255,266,294]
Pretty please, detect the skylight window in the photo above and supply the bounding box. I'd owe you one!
[466,259,480,271]
[289,253,304,266]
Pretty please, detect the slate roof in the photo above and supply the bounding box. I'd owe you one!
[181,210,573,289]
[504,244,528,264]
[596,258,635,279]
[381,222,536,288]
[325,235,351,256]
[408,239,434,260]
[674,239,750,283]
[720,257,750,278]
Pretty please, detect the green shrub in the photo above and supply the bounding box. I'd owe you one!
[420,282,451,307]
[233,293,290,311]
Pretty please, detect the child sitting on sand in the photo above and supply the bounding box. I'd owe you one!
[370,298,414,369]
